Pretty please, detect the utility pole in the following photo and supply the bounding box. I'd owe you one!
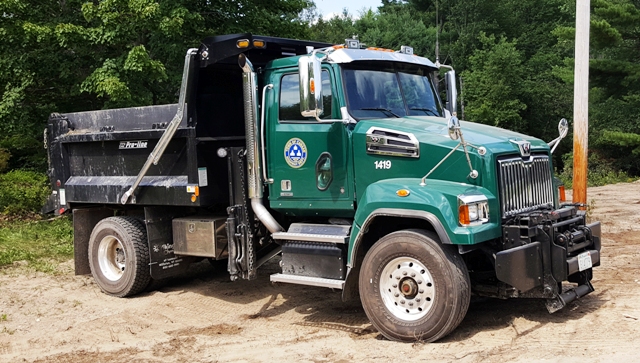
[573,0,590,207]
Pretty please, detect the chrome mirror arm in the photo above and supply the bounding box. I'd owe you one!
[420,117,480,185]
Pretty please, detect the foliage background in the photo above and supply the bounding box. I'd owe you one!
[0,0,638,216]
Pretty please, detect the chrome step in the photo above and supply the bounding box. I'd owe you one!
[272,223,351,244]
[270,273,345,289]
[272,232,347,244]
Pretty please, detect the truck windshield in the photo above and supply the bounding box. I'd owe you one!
[342,63,443,120]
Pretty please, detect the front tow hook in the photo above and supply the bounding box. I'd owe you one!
[545,281,595,313]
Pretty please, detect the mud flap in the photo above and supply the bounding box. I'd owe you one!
[145,207,197,280]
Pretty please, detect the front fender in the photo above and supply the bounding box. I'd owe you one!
[349,178,502,264]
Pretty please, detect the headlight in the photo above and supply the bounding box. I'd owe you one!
[458,194,489,226]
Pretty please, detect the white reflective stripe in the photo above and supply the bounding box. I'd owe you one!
[59,189,66,206]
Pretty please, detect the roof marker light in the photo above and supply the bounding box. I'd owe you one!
[345,38,360,49]
[400,46,414,55]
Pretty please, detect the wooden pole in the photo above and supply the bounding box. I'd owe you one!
[573,0,590,206]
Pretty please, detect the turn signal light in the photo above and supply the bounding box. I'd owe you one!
[559,185,566,202]
[396,189,410,197]
[237,39,250,48]
[458,205,471,225]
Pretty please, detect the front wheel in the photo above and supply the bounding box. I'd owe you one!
[359,229,470,342]
[88,216,151,297]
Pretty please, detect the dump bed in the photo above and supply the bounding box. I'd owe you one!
[44,104,240,213]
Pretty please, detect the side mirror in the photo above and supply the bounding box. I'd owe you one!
[444,70,458,116]
[298,55,323,119]
[447,116,461,140]
[548,118,570,154]
[558,118,569,139]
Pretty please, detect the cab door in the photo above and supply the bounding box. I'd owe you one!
[265,68,354,217]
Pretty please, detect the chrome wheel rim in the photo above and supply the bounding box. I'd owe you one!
[380,257,435,321]
[97,236,126,282]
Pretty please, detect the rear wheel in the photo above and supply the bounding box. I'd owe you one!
[88,216,151,297]
[359,229,470,342]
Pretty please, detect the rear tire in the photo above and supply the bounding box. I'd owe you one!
[88,216,151,297]
[359,229,470,342]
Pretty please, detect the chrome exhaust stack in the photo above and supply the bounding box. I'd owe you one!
[238,54,283,234]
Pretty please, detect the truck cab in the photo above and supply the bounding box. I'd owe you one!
[44,33,601,343]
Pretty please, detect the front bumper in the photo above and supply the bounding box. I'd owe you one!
[493,206,601,312]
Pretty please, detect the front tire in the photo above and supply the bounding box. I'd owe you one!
[359,229,470,342]
[88,216,151,297]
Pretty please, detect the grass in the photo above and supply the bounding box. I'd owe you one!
[0,216,73,273]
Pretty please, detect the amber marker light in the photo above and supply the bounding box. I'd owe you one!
[253,39,266,48]
[191,194,197,203]
[459,205,471,225]
[309,78,315,94]
[236,39,250,48]
[558,185,566,202]
[396,189,410,197]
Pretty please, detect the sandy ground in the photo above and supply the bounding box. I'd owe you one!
[1,182,640,363]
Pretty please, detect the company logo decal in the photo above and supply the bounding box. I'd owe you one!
[284,138,307,168]
[119,140,148,149]
[510,139,531,158]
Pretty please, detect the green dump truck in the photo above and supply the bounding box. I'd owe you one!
[44,33,601,342]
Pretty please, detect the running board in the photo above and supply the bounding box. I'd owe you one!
[271,232,347,244]
[271,222,351,244]
[270,273,344,289]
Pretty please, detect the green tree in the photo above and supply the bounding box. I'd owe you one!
[554,0,640,174]
[309,9,358,44]
[462,33,527,131]
[0,0,88,170]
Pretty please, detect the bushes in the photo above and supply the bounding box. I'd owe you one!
[557,152,634,189]
[0,149,9,173]
[0,170,50,216]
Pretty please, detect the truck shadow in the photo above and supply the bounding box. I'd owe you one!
[148,259,609,342]
[441,287,609,343]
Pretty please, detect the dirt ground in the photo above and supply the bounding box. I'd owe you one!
[1,182,639,363]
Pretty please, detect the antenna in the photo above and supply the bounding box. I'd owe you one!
[435,0,439,64]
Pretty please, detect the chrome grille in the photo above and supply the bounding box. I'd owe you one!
[498,154,554,217]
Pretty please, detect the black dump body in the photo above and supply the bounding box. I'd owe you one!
[44,33,331,214]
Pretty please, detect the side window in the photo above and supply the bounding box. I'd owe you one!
[279,70,333,121]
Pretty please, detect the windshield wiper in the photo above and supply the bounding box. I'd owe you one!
[360,107,400,118]
[410,107,439,116]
